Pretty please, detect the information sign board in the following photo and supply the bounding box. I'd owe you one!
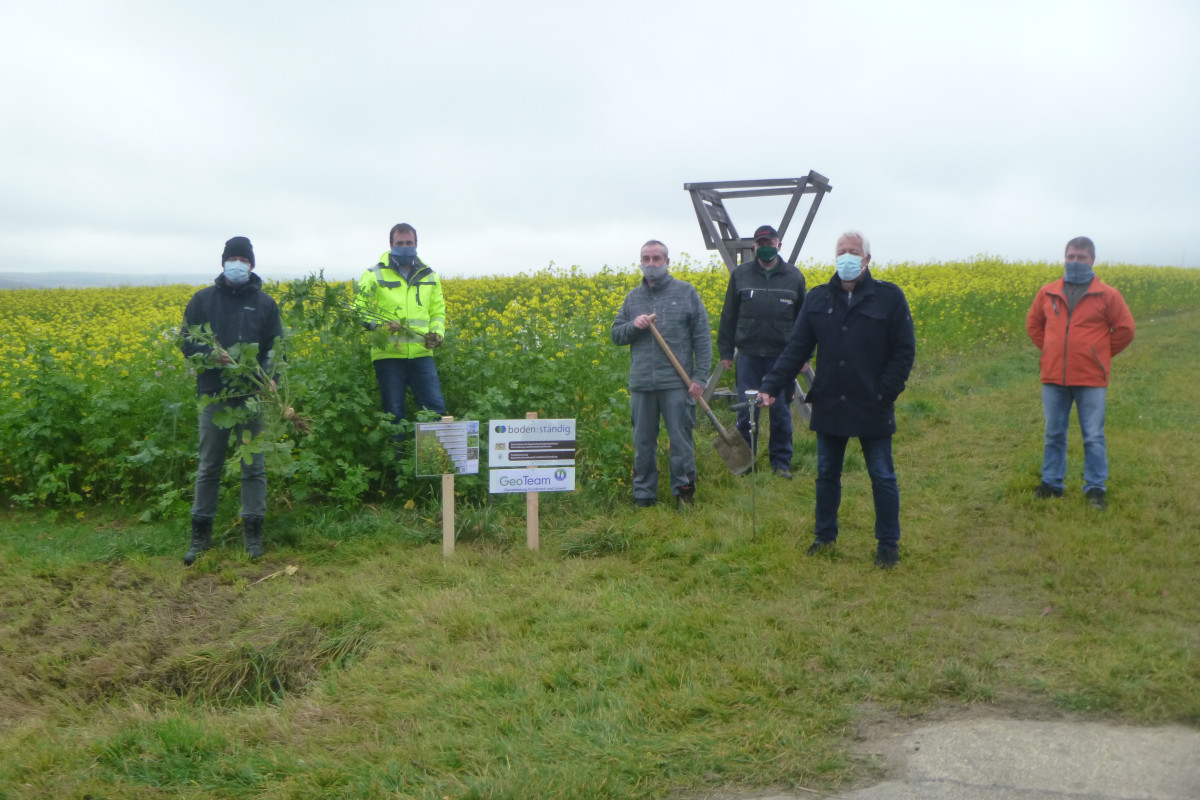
[488,419,576,468]
[489,466,575,494]
[415,421,480,476]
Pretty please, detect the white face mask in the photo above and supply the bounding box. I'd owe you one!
[835,253,863,281]
[224,260,251,285]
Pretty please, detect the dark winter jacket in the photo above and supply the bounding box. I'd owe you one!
[759,269,915,438]
[611,274,711,393]
[180,273,283,397]
[717,258,805,360]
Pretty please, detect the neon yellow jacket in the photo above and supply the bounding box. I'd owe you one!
[354,253,447,360]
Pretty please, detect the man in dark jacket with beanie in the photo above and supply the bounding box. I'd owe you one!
[179,236,283,564]
[717,224,806,478]
[757,231,915,569]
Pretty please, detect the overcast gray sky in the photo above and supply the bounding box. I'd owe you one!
[2,0,1197,280]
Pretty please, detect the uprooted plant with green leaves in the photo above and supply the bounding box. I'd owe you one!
[276,272,445,352]
[182,323,311,474]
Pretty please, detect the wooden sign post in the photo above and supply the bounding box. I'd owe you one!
[488,414,576,551]
[526,411,539,550]
[416,417,478,558]
[441,415,455,557]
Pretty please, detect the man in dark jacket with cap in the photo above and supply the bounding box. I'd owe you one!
[717,224,806,478]
[757,231,915,568]
[179,236,283,565]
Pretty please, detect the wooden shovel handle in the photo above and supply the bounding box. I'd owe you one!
[646,316,723,426]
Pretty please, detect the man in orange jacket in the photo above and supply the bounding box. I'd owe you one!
[1026,236,1135,510]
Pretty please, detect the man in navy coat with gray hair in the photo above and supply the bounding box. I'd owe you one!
[757,230,915,568]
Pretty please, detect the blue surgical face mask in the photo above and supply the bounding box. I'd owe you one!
[1064,261,1095,284]
[390,245,417,266]
[224,260,251,285]
[836,253,863,281]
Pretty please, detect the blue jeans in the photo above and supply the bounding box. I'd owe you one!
[374,357,446,436]
[1041,384,1107,494]
[192,400,265,520]
[814,433,900,547]
[736,353,794,471]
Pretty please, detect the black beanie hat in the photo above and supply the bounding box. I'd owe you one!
[222,236,255,268]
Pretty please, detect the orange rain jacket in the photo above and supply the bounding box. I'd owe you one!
[1026,277,1135,387]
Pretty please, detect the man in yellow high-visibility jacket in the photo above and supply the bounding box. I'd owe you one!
[355,223,447,438]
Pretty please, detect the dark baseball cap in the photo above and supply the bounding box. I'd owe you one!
[753,225,779,240]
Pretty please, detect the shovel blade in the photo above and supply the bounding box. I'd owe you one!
[701,360,726,405]
[712,430,754,476]
[790,376,813,426]
[791,395,812,426]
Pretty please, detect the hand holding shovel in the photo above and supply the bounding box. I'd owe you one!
[646,316,753,476]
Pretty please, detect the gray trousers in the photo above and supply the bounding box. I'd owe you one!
[631,388,697,500]
[191,400,266,520]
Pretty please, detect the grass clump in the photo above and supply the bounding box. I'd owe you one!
[560,522,632,558]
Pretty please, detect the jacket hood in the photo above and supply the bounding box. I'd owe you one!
[212,271,263,295]
[377,252,433,276]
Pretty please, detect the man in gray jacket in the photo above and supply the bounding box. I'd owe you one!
[612,240,712,509]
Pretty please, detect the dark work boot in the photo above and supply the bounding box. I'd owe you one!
[242,515,265,560]
[183,516,213,566]
[1034,481,1064,499]
[806,539,835,556]
[874,545,900,570]
[675,484,695,511]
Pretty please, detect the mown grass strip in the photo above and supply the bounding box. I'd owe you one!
[0,310,1197,799]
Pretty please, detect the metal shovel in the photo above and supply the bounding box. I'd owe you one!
[792,364,816,426]
[700,359,726,405]
[647,318,754,476]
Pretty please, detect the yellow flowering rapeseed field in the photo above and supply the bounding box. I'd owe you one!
[2,260,1198,507]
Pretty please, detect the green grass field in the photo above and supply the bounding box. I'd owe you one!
[1,308,1198,799]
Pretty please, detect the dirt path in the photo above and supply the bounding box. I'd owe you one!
[706,711,1200,800]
